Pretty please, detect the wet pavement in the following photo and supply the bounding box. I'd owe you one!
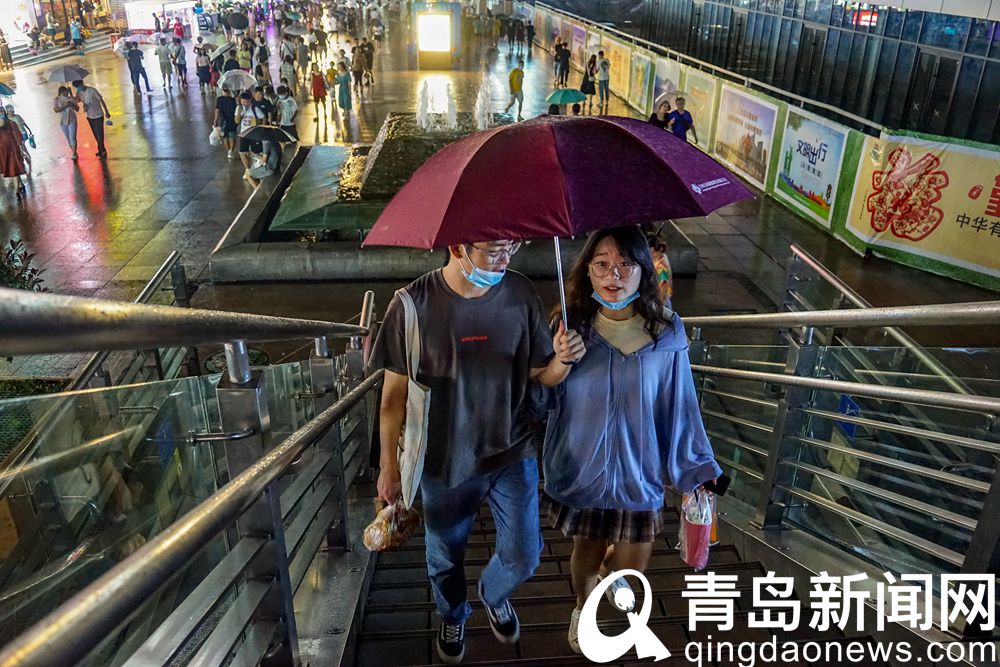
[1,18,997,379]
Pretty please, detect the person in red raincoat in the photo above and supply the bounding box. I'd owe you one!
[0,106,26,200]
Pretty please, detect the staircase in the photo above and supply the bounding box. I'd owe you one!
[354,500,887,667]
[9,30,114,69]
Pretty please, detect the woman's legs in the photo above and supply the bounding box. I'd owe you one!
[600,542,654,577]
[61,123,78,159]
[570,537,608,610]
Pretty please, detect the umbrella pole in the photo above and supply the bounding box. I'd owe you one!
[553,237,568,329]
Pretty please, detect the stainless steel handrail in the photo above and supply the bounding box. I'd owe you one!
[690,364,1000,415]
[0,288,370,356]
[0,370,384,667]
[684,301,1000,330]
[786,244,972,396]
[534,2,883,132]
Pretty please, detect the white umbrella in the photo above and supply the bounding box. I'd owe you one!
[209,42,235,61]
[145,31,168,44]
[283,23,308,36]
[126,34,146,43]
[218,69,257,93]
[46,64,90,82]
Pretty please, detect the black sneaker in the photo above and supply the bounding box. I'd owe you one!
[479,581,520,643]
[436,621,465,664]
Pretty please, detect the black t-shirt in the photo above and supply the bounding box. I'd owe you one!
[215,95,238,130]
[648,113,668,129]
[126,49,144,71]
[361,41,374,62]
[253,98,275,123]
[368,269,554,485]
[223,57,240,72]
[557,49,570,67]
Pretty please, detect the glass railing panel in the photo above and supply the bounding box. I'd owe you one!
[0,375,223,640]
[693,346,789,508]
[822,346,1000,396]
[774,346,997,575]
[261,362,314,444]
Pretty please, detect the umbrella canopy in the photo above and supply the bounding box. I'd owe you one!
[283,23,308,36]
[125,34,146,43]
[227,12,249,30]
[364,115,753,249]
[240,124,296,143]
[0,83,14,97]
[545,88,587,105]
[218,69,257,92]
[285,11,303,20]
[209,42,235,61]
[145,31,168,44]
[46,64,90,82]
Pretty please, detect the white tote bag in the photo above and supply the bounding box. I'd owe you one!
[396,289,431,510]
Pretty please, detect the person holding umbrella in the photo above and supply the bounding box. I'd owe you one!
[538,226,722,654]
[369,239,585,665]
[648,98,673,130]
[73,78,110,158]
[53,85,79,160]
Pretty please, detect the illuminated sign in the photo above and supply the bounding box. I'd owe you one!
[417,14,451,52]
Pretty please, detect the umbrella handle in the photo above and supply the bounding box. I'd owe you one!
[553,237,568,330]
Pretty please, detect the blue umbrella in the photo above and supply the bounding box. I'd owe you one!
[546,88,587,105]
[0,83,14,97]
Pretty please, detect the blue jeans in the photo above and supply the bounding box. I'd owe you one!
[598,80,609,103]
[421,457,542,624]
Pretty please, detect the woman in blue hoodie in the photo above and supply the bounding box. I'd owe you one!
[539,226,722,653]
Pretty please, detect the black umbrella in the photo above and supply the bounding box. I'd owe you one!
[227,12,249,30]
[240,125,296,143]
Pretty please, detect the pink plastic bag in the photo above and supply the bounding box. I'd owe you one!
[678,489,714,571]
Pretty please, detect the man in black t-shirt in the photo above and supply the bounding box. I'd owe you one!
[251,86,274,124]
[360,37,375,85]
[213,87,238,158]
[370,240,583,664]
[222,49,240,72]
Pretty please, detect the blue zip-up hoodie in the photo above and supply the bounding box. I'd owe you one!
[540,312,722,511]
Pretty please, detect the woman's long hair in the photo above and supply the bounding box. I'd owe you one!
[556,226,670,342]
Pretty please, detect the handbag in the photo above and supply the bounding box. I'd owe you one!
[395,289,431,510]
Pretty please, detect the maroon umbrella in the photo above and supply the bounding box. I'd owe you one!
[363,115,753,320]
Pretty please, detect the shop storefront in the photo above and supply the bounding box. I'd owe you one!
[1,1,40,44]
[122,0,203,37]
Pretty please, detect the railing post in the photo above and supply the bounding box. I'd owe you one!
[309,336,352,552]
[216,340,300,666]
[753,327,819,529]
[169,262,191,307]
[959,451,1000,638]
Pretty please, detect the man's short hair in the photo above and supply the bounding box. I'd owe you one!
[72,79,84,87]
[240,91,253,100]
[675,96,685,102]
[254,86,264,94]
[598,50,604,56]
[276,85,288,95]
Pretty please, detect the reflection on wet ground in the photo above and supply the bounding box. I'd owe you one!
[1,19,996,379]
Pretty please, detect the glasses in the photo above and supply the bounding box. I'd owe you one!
[589,260,639,279]
[468,242,522,263]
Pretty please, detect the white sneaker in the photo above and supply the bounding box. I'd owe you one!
[568,608,582,654]
[227,150,234,159]
[600,571,636,612]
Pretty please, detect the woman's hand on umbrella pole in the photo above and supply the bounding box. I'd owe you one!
[554,320,586,365]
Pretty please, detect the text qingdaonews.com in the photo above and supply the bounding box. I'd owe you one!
[683,636,998,666]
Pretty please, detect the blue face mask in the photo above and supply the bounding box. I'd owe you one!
[592,290,639,310]
[460,256,505,288]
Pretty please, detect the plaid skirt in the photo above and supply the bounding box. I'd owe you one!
[541,493,663,543]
